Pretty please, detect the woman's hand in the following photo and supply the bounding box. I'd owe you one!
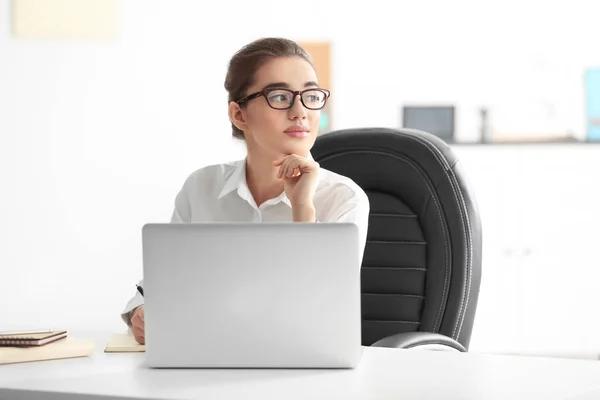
[130,305,145,344]
[273,154,319,221]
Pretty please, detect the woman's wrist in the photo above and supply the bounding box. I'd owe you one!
[292,203,316,222]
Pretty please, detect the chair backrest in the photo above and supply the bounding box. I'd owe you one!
[311,128,482,349]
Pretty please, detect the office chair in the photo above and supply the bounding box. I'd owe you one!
[311,128,482,352]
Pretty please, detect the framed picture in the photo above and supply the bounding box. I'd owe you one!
[585,68,600,141]
[401,105,455,143]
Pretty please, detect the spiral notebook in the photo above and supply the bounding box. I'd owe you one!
[0,330,67,347]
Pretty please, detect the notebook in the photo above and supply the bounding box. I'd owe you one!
[0,330,68,347]
[0,337,95,365]
[104,333,145,352]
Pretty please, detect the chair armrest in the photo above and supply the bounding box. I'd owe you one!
[370,332,467,352]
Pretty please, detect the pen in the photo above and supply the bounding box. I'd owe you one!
[0,329,54,336]
[136,284,144,297]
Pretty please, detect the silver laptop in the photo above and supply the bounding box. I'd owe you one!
[141,222,363,369]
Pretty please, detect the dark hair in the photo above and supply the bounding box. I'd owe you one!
[224,37,314,140]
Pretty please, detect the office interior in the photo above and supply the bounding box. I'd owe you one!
[1,0,599,364]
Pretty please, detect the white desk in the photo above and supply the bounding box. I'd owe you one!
[1,332,600,400]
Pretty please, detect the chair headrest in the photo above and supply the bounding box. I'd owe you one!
[312,127,459,185]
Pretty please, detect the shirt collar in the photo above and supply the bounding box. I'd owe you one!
[217,153,315,207]
[217,159,248,200]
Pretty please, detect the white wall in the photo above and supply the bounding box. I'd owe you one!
[1,0,599,356]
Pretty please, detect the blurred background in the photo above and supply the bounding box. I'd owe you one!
[1,0,599,360]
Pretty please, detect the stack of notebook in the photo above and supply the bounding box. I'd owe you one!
[0,330,68,347]
[0,330,95,365]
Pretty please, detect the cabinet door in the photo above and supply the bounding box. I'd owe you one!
[455,146,600,357]
[514,147,600,357]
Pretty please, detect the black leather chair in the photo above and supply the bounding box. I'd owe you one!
[311,128,482,352]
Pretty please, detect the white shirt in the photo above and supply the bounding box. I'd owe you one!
[121,156,370,326]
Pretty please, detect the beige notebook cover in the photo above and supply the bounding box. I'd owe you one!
[0,337,95,365]
[104,333,145,353]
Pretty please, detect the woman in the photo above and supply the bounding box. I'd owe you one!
[122,37,370,344]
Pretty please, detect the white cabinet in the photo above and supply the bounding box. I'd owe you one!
[453,144,600,358]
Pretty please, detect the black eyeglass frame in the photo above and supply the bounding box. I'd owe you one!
[236,87,331,110]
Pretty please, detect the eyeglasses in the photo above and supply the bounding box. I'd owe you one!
[236,87,330,110]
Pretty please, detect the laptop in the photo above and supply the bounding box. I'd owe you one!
[141,222,363,369]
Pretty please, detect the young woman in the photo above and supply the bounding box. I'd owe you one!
[122,37,370,344]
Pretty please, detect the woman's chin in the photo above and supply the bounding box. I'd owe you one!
[279,143,313,156]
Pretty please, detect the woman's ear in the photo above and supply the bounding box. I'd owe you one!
[229,102,248,133]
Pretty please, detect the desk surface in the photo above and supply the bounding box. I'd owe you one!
[1,332,600,400]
